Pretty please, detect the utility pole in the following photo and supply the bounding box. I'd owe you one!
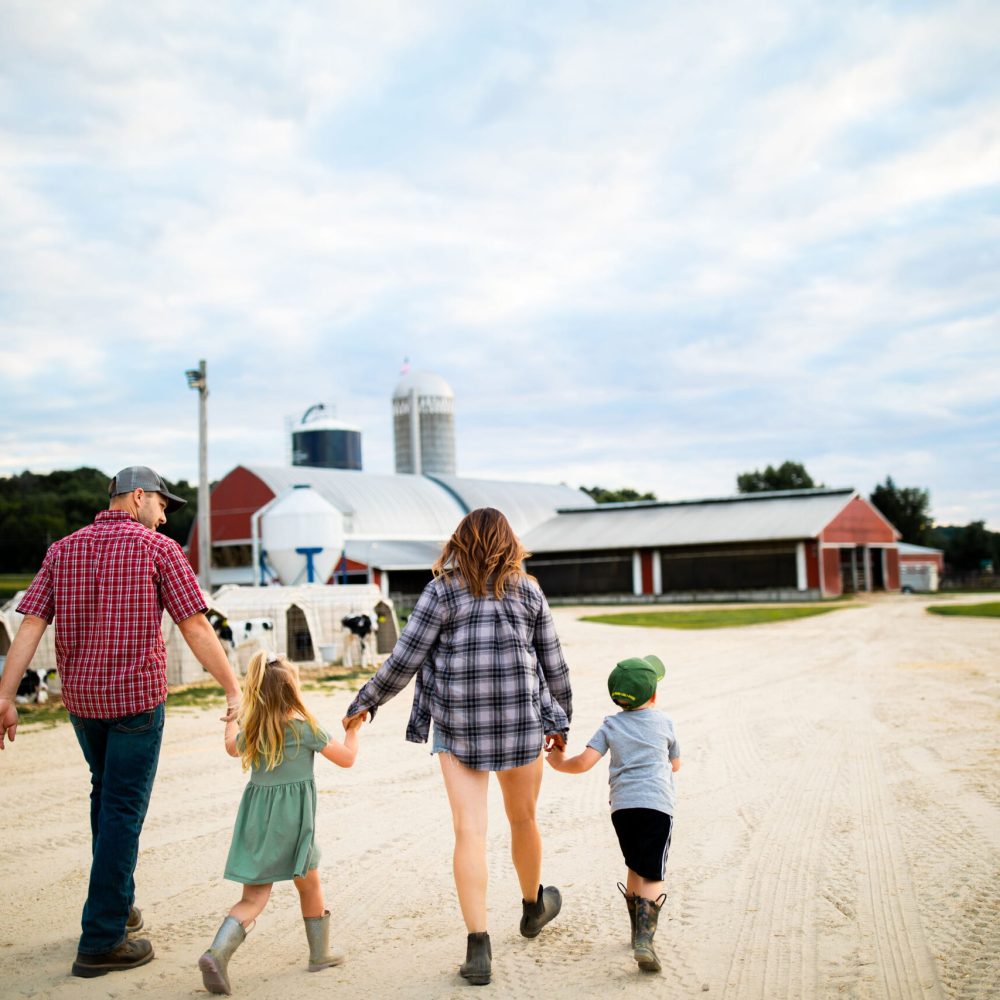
[185,360,211,592]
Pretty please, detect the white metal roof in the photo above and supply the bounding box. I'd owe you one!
[429,475,596,538]
[243,465,592,544]
[522,489,859,553]
[897,542,943,556]
[246,465,466,540]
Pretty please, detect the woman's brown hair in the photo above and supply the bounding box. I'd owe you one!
[433,507,531,598]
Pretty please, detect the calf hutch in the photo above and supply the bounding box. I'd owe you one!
[522,488,901,601]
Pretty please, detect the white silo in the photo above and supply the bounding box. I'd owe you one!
[259,486,344,585]
[392,370,456,475]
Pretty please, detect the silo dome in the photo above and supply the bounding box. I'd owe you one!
[392,369,456,475]
[393,371,455,401]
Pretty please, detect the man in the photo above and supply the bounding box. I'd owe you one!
[0,466,241,978]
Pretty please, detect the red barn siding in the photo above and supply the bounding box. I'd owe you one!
[188,466,276,574]
[640,551,654,594]
[805,542,820,589]
[821,496,898,545]
[885,547,900,590]
[899,551,944,572]
[822,548,843,597]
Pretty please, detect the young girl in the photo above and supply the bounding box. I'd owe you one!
[199,651,361,996]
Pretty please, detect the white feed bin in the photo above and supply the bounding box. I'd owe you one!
[261,486,345,586]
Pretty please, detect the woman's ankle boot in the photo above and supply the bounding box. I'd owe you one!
[617,882,637,947]
[304,910,344,971]
[459,931,492,986]
[633,894,666,973]
[198,916,246,995]
[519,884,562,938]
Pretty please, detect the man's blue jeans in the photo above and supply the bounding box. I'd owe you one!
[70,703,165,954]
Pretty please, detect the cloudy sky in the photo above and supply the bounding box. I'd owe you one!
[1,1,998,527]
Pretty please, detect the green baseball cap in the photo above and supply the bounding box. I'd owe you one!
[607,654,666,709]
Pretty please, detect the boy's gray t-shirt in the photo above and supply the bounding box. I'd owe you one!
[587,708,680,814]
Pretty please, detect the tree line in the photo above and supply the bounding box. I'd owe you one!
[0,468,197,573]
[0,465,995,578]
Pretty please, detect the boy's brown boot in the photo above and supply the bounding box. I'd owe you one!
[304,910,344,971]
[633,894,667,973]
[617,883,637,947]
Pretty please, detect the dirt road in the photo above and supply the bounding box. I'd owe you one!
[3,596,998,999]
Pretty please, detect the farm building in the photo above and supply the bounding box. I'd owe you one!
[188,464,594,591]
[897,542,945,592]
[522,488,902,601]
[189,471,904,603]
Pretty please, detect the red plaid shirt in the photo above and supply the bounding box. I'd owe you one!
[16,510,207,718]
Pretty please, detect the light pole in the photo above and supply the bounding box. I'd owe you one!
[185,360,211,592]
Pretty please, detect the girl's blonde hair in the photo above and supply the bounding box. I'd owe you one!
[238,651,320,771]
[432,507,531,599]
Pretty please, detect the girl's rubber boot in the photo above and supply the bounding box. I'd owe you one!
[519,884,562,938]
[304,910,344,971]
[198,916,246,995]
[459,931,491,986]
[617,882,637,947]
[633,894,667,973]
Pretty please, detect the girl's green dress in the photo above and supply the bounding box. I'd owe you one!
[224,719,330,885]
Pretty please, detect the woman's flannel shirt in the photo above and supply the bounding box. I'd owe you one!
[346,575,572,771]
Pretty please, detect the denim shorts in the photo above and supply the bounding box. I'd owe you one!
[430,724,450,755]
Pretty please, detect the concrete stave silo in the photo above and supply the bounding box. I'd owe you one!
[392,370,456,475]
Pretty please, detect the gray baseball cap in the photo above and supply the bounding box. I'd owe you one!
[109,466,187,513]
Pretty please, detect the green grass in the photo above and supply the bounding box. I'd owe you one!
[926,602,1000,619]
[12,700,69,730]
[13,669,375,731]
[580,605,847,630]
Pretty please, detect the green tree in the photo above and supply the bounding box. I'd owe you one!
[935,520,999,573]
[582,485,657,504]
[0,468,198,572]
[869,477,933,544]
[736,461,817,493]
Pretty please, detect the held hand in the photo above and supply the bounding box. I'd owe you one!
[343,713,366,733]
[221,697,240,723]
[544,732,566,753]
[0,698,18,749]
[342,710,368,732]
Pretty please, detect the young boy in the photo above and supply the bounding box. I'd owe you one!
[546,654,680,973]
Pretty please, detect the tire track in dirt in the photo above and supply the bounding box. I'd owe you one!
[722,730,841,999]
[852,732,943,999]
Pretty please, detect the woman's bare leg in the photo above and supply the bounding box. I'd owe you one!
[495,754,544,902]
[439,752,490,932]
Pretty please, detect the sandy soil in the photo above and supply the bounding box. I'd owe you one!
[2,595,999,1000]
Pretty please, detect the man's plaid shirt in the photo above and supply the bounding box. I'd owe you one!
[16,510,207,718]
[347,574,572,771]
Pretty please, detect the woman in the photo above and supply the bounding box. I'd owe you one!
[343,507,572,986]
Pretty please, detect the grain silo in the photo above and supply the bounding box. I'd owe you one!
[291,404,363,471]
[393,370,456,475]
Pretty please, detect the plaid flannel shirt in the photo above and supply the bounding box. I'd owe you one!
[16,510,207,718]
[347,574,572,771]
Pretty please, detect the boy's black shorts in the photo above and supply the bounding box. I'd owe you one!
[611,808,673,881]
